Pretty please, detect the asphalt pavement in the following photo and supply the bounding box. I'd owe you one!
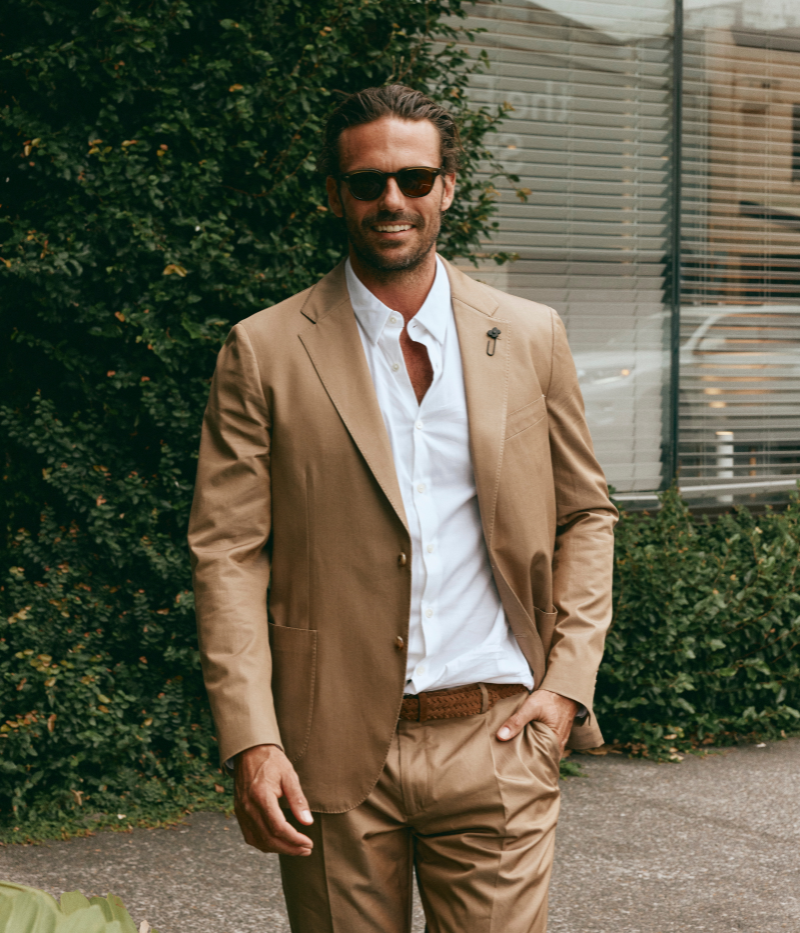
[1,737,798,933]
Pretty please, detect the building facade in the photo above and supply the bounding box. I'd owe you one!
[458,0,800,506]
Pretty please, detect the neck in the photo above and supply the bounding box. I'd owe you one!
[348,247,438,324]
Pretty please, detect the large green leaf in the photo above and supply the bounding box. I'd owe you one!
[0,883,156,933]
[0,884,58,933]
[58,905,109,933]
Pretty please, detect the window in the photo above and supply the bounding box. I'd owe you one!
[459,0,674,494]
[457,0,800,505]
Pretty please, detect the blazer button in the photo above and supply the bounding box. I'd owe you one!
[398,552,407,567]
[395,635,405,650]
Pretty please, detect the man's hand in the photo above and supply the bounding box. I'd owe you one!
[234,744,314,856]
[496,689,579,753]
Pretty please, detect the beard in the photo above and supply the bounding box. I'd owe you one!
[343,204,442,274]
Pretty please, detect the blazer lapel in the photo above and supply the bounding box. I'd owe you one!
[447,261,509,546]
[298,264,408,532]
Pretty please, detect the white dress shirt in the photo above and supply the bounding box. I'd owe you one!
[346,257,533,694]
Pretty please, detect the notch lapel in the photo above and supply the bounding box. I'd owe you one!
[298,267,408,532]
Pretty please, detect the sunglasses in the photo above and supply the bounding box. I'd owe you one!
[338,166,443,201]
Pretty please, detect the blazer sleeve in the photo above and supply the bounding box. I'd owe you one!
[538,310,618,740]
[188,323,283,765]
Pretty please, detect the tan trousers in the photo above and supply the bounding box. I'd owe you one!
[279,692,561,933]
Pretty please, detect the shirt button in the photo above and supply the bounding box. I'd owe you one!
[398,552,407,567]
[425,608,433,618]
[391,362,400,372]
[395,635,405,650]
[426,544,434,553]
[415,420,423,430]
[389,315,398,325]
[416,664,426,675]
[416,483,426,493]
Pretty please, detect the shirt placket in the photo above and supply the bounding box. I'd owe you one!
[409,327,443,684]
[375,315,426,670]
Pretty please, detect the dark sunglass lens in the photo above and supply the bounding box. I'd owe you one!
[348,172,385,200]
[398,169,435,197]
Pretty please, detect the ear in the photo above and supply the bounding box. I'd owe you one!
[326,176,344,218]
[440,173,456,212]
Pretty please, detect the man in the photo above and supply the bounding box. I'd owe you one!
[189,85,617,933]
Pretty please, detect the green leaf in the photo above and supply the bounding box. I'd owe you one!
[59,893,91,916]
[59,905,108,933]
[106,895,137,933]
[0,888,58,933]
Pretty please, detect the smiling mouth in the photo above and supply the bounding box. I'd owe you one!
[373,223,414,232]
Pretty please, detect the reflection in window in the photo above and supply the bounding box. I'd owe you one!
[680,2,800,499]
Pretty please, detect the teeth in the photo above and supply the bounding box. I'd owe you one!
[374,224,412,232]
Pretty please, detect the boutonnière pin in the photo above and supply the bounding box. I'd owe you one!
[486,327,501,356]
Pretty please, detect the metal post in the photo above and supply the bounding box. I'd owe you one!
[667,0,684,488]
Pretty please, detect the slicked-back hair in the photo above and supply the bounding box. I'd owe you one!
[318,84,462,178]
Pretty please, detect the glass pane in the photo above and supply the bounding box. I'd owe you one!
[680,0,800,505]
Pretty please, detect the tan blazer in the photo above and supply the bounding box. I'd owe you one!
[188,258,618,813]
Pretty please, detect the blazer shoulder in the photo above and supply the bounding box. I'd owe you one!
[234,282,317,340]
[224,261,348,356]
[487,283,559,334]
[446,260,558,337]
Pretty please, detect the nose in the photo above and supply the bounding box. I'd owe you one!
[378,176,406,213]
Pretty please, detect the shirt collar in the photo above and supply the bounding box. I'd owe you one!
[345,255,451,347]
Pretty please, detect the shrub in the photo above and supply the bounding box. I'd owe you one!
[0,0,511,838]
[598,486,800,759]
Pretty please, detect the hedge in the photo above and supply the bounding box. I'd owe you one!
[0,0,512,841]
[598,487,800,759]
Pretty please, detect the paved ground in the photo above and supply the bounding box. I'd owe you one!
[1,737,798,932]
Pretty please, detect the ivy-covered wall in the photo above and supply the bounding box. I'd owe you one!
[0,0,510,837]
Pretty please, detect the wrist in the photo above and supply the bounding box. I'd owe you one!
[235,743,281,769]
[239,743,280,758]
[540,689,579,716]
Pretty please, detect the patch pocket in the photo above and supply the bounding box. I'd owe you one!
[269,623,317,764]
[506,395,546,439]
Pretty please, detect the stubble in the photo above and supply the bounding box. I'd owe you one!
[343,204,442,277]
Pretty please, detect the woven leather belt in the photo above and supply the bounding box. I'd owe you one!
[399,682,528,723]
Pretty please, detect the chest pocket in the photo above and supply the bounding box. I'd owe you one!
[506,395,546,439]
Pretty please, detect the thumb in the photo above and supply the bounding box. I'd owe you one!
[496,712,527,742]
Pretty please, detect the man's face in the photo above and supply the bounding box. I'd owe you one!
[326,116,456,273]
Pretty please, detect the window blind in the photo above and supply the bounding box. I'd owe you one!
[680,0,800,501]
[456,0,674,493]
